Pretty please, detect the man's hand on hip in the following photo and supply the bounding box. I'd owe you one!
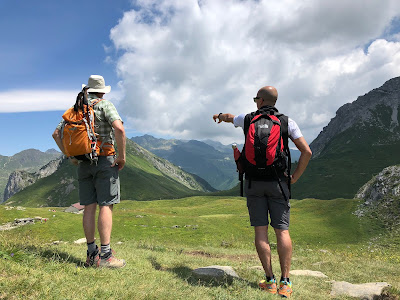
[111,156,125,171]
[69,158,79,166]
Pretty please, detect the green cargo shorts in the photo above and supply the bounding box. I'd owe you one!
[77,156,120,206]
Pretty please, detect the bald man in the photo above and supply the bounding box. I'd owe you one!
[213,86,312,298]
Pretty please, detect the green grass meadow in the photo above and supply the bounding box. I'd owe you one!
[1,196,399,299]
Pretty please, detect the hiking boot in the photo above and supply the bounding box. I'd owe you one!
[84,246,100,268]
[259,278,277,294]
[278,280,293,298]
[97,249,126,269]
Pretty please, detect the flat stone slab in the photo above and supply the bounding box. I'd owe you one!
[0,217,47,231]
[330,281,391,299]
[290,270,328,278]
[74,238,87,244]
[192,265,240,281]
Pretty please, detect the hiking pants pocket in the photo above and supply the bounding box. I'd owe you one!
[96,156,120,206]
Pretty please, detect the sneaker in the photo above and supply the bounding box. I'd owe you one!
[97,249,126,269]
[278,281,293,298]
[84,246,100,268]
[259,278,277,294]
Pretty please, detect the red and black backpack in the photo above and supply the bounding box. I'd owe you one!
[240,106,291,199]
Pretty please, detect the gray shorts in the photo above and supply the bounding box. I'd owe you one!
[77,156,120,206]
[245,179,290,229]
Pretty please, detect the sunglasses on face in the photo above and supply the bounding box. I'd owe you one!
[253,97,263,102]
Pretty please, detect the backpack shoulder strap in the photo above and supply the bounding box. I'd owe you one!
[89,98,103,107]
[277,114,289,150]
[243,112,255,136]
[277,113,292,197]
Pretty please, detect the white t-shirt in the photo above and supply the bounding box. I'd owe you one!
[233,113,303,141]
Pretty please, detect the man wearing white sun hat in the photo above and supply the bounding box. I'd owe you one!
[52,75,126,268]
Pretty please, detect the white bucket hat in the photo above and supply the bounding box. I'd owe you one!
[82,75,111,93]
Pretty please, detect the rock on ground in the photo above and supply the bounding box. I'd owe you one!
[290,270,328,278]
[192,266,240,282]
[74,238,87,244]
[330,281,391,299]
[0,217,46,231]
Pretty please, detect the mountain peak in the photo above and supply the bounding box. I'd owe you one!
[310,76,400,158]
[378,76,400,92]
[45,148,60,154]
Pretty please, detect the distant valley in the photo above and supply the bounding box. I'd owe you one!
[131,135,240,190]
[132,135,301,191]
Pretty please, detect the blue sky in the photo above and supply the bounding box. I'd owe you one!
[1,0,400,156]
[0,0,139,155]
[0,0,132,89]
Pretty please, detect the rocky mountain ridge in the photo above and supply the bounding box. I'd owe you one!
[4,139,214,207]
[0,149,61,200]
[3,157,63,202]
[310,76,400,158]
[355,165,400,205]
[294,76,400,199]
[355,165,400,230]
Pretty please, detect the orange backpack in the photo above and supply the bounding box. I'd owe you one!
[61,87,114,162]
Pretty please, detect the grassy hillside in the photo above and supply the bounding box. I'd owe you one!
[5,140,212,207]
[0,196,399,299]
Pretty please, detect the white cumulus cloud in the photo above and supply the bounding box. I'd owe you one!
[110,0,400,145]
[0,89,123,113]
[0,90,77,113]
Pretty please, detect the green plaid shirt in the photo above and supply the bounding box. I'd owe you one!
[57,94,122,145]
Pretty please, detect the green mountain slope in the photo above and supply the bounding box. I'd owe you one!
[294,77,400,199]
[132,135,238,190]
[0,149,60,200]
[5,140,214,207]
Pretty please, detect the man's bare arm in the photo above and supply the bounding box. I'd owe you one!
[52,129,66,155]
[111,120,126,171]
[290,136,312,184]
[212,113,235,123]
[52,129,79,165]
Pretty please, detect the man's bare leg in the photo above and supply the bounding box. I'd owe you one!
[97,204,125,268]
[98,204,113,245]
[274,228,292,278]
[254,225,274,277]
[83,203,97,243]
